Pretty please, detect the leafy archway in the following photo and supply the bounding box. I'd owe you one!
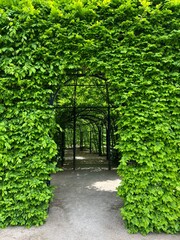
[52,74,119,170]
[0,0,179,234]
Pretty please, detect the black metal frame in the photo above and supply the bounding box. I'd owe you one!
[50,74,112,170]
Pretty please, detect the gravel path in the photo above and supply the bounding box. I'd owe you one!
[0,170,179,240]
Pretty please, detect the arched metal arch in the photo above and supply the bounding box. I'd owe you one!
[49,73,112,170]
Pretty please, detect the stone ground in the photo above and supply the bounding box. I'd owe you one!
[0,150,179,240]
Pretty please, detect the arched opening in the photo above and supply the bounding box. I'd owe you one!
[50,74,119,170]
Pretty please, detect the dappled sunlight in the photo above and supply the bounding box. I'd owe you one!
[86,179,121,192]
[76,156,86,160]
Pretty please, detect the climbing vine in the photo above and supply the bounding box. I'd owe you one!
[0,0,179,234]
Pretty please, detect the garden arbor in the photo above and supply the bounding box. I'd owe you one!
[51,74,116,170]
[0,0,179,235]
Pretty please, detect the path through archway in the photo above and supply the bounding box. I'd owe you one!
[51,74,120,170]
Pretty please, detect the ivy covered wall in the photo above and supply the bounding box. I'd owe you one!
[0,0,179,234]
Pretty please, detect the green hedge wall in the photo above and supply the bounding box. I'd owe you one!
[0,3,58,227]
[111,1,180,235]
[0,0,179,234]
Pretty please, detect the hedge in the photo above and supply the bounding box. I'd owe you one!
[0,0,179,234]
[0,1,58,227]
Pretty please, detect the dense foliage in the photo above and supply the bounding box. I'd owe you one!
[0,0,59,227]
[113,2,180,234]
[0,0,179,234]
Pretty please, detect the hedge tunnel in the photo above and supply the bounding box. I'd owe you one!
[0,0,179,235]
